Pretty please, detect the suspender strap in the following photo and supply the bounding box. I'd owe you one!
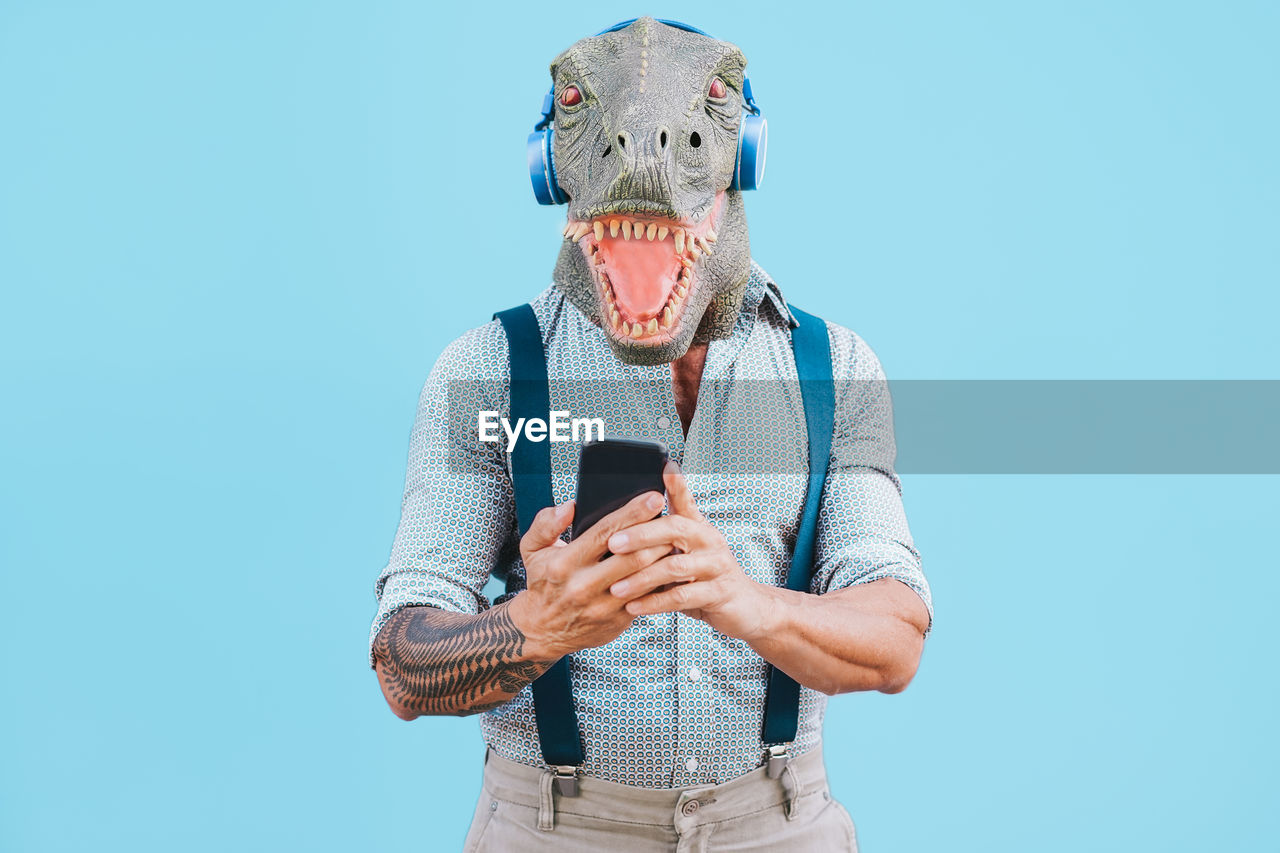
[494,305,555,538]
[761,304,836,746]
[493,305,586,772]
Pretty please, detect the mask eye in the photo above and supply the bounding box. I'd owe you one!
[708,77,727,100]
[559,85,582,107]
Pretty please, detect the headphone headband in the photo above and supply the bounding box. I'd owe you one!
[595,18,712,38]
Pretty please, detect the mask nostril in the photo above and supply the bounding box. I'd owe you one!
[617,134,626,149]
[659,131,668,148]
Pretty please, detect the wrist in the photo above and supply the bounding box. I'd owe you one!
[504,591,565,661]
[740,582,787,646]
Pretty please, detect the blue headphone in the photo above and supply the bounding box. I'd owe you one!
[527,18,768,205]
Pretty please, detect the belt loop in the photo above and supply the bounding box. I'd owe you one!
[537,768,556,831]
[780,761,801,821]
[764,744,800,821]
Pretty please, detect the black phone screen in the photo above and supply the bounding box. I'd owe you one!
[571,438,669,540]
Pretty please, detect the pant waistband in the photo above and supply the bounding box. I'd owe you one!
[480,747,830,829]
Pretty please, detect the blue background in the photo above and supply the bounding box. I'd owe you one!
[2,2,1277,850]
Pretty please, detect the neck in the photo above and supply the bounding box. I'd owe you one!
[671,341,709,436]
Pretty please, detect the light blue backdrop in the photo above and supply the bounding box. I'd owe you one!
[2,2,1276,851]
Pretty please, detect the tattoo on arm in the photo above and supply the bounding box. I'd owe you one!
[372,602,554,717]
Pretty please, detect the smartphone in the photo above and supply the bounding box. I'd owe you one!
[571,438,669,540]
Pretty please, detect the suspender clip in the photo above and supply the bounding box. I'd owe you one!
[764,744,790,779]
[551,765,581,797]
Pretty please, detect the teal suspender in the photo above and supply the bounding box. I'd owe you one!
[493,302,834,777]
[493,305,585,773]
[761,304,835,746]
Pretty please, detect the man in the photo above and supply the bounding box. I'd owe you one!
[369,18,932,851]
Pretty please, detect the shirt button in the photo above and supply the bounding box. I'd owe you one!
[684,756,699,773]
[682,799,700,816]
[687,665,702,682]
[656,415,672,430]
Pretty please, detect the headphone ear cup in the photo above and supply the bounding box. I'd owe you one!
[732,114,768,192]
[527,128,567,205]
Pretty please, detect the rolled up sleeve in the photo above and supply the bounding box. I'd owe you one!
[368,322,516,666]
[808,325,933,628]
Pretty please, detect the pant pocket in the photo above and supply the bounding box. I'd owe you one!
[461,789,499,853]
[831,799,859,851]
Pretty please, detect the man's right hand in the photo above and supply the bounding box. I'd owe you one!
[507,492,670,660]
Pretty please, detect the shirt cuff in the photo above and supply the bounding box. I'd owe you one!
[368,570,489,668]
[824,563,934,635]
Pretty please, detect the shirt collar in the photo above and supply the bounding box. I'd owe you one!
[744,260,798,329]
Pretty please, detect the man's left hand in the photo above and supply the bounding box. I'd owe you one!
[606,460,772,642]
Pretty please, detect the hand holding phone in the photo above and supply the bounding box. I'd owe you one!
[505,438,673,659]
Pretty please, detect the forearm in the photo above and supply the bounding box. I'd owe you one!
[746,579,929,696]
[372,601,555,720]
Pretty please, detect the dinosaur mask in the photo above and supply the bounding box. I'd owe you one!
[547,17,754,366]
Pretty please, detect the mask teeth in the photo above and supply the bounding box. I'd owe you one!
[572,213,714,257]
[572,189,721,250]
[573,216,684,243]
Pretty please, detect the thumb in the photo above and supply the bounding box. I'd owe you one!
[663,460,703,520]
[521,500,575,557]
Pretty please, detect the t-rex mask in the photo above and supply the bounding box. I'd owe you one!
[548,17,754,366]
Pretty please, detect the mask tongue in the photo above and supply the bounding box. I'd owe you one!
[598,236,680,320]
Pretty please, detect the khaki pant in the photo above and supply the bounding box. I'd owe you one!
[462,747,858,852]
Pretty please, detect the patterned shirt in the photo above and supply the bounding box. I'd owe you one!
[369,261,932,788]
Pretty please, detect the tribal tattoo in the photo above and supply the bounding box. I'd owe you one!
[372,603,555,718]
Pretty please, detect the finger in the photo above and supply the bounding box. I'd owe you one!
[520,500,575,558]
[607,514,700,555]
[625,579,717,616]
[581,543,673,592]
[663,460,703,520]
[610,551,711,599]
[566,490,664,562]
